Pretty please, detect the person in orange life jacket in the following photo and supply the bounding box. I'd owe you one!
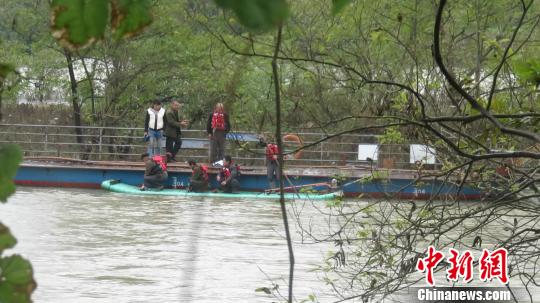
[165,100,189,162]
[140,153,168,191]
[187,159,209,192]
[263,136,280,189]
[144,100,166,157]
[217,155,240,193]
[206,103,231,165]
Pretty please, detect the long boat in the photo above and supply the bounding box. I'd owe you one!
[14,157,483,200]
[101,180,340,200]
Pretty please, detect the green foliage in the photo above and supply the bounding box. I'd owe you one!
[513,58,540,87]
[326,197,343,207]
[0,224,17,252]
[371,170,390,180]
[0,64,16,82]
[51,0,152,49]
[0,145,36,302]
[254,287,272,294]
[379,127,404,144]
[214,0,289,31]
[0,145,22,202]
[111,0,153,39]
[332,0,354,15]
[300,294,318,302]
[51,0,110,48]
[0,255,36,303]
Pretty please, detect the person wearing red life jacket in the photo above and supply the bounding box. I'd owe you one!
[187,159,209,192]
[206,103,231,165]
[217,155,240,193]
[140,153,168,191]
[265,139,280,189]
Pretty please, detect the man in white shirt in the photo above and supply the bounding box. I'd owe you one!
[144,100,166,157]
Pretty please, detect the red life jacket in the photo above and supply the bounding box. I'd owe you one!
[222,167,231,179]
[222,163,240,179]
[201,165,209,181]
[211,112,226,130]
[192,164,209,181]
[266,144,279,160]
[151,155,167,172]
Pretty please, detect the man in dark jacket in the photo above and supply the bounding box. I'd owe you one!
[165,101,189,162]
[206,102,231,165]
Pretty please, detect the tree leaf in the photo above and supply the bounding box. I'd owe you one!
[0,255,34,285]
[51,0,152,49]
[255,287,272,294]
[214,0,289,31]
[51,0,110,49]
[0,145,22,202]
[111,0,153,39]
[513,58,540,86]
[0,283,25,303]
[332,0,354,15]
[0,255,36,303]
[0,223,17,253]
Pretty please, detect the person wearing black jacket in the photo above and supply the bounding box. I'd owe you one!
[206,102,231,164]
[164,101,189,162]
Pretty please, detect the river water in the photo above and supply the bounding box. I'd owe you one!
[1,187,336,303]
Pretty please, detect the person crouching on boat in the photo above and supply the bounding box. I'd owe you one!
[217,155,240,193]
[187,159,209,192]
[140,153,168,191]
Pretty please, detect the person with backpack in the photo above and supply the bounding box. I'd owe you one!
[165,100,189,162]
[187,159,209,192]
[265,138,280,189]
[217,155,240,193]
[144,100,166,157]
[206,102,231,165]
[140,153,168,190]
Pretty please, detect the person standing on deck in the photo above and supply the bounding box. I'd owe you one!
[140,153,168,191]
[265,138,280,189]
[187,159,209,192]
[165,100,189,162]
[144,100,166,157]
[217,155,240,193]
[206,103,231,165]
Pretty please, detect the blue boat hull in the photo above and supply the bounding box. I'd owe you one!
[14,164,482,200]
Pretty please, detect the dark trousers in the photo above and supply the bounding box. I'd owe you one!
[166,136,182,159]
[266,160,279,189]
[189,180,208,192]
[220,178,240,193]
[144,172,168,188]
[209,130,226,163]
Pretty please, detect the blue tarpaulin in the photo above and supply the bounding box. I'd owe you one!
[181,133,259,149]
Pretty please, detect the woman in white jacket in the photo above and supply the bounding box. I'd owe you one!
[144,100,166,157]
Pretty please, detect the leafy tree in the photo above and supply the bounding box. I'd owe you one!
[0,145,36,303]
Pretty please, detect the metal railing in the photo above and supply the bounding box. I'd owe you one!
[0,123,434,169]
